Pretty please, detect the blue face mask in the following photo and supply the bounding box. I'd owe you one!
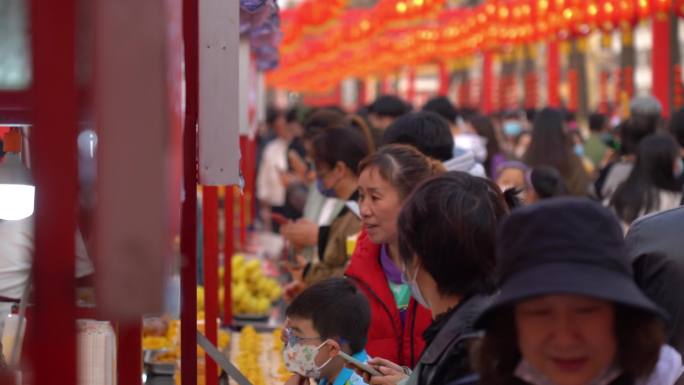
[574,144,585,157]
[503,121,522,137]
[674,158,684,179]
[315,178,337,198]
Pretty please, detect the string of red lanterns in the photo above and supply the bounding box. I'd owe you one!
[268,0,679,92]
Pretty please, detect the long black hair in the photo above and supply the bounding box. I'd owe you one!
[611,134,681,224]
[523,108,589,196]
[470,115,502,176]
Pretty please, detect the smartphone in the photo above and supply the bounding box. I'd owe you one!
[271,213,289,225]
[338,351,383,377]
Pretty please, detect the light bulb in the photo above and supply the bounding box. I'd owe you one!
[0,184,34,220]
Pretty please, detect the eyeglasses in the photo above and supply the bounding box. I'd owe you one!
[283,327,322,347]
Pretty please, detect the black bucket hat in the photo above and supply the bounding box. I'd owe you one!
[476,197,666,328]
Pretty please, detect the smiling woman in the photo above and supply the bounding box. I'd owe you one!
[473,198,681,385]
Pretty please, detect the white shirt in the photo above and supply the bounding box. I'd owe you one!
[0,217,94,331]
[256,138,289,207]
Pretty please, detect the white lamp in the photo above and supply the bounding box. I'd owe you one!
[0,128,34,220]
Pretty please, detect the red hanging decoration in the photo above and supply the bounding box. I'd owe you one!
[617,0,638,27]
[637,0,652,20]
[598,0,619,31]
[651,0,672,18]
[676,0,684,17]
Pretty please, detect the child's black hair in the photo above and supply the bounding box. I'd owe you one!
[286,278,370,354]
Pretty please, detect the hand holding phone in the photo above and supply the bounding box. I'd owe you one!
[338,351,383,377]
[271,212,289,225]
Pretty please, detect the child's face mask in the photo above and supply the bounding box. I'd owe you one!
[283,339,334,379]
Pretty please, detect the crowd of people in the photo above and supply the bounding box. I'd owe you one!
[255,94,684,385]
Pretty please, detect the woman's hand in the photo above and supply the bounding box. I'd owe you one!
[281,219,319,248]
[283,281,306,303]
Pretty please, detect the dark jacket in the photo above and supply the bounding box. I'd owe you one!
[626,207,684,355]
[303,191,362,285]
[407,295,490,385]
[508,376,635,385]
[345,229,432,367]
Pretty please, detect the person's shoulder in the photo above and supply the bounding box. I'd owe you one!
[630,206,684,232]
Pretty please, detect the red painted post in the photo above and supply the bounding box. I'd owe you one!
[239,137,248,249]
[29,0,78,384]
[652,13,673,117]
[547,41,561,108]
[482,51,494,114]
[203,186,219,385]
[222,186,234,326]
[117,322,142,385]
[406,68,416,106]
[358,79,367,109]
[438,62,450,96]
[181,0,199,383]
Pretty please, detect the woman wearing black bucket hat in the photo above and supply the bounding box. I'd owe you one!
[474,198,683,385]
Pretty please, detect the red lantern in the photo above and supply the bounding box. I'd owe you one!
[651,0,672,17]
[637,0,651,20]
[586,0,600,27]
[617,0,637,26]
[677,0,684,16]
[597,0,618,31]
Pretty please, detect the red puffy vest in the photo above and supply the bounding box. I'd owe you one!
[345,229,432,368]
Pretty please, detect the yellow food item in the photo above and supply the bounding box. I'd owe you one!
[236,326,266,385]
[143,336,171,350]
[218,329,230,350]
[154,350,178,363]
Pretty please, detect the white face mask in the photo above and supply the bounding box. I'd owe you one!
[283,340,333,379]
[401,265,429,308]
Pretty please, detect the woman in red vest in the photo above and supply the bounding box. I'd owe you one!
[345,144,444,368]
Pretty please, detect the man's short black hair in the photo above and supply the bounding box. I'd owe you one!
[286,278,370,354]
[313,127,370,176]
[382,111,455,162]
[589,112,606,133]
[267,106,286,126]
[368,95,411,118]
[398,172,508,296]
[422,96,459,123]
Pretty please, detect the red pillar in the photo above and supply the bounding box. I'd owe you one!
[407,68,416,106]
[358,79,367,109]
[203,186,219,385]
[652,14,674,117]
[181,0,199,383]
[117,323,142,385]
[222,186,234,326]
[382,76,393,95]
[239,137,248,249]
[547,41,561,108]
[29,0,78,383]
[482,51,494,114]
[438,62,450,96]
